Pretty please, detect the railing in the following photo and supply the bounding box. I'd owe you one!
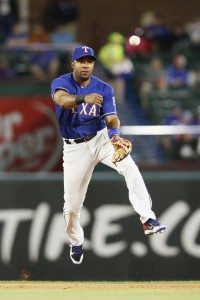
[121,125,200,135]
[0,42,80,52]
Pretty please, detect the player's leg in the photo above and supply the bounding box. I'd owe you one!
[97,134,166,234]
[63,141,95,247]
[99,145,155,220]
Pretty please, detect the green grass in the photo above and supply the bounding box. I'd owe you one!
[0,281,199,300]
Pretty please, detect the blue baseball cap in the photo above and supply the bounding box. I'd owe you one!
[72,46,96,61]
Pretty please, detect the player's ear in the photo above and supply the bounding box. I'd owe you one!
[71,61,75,69]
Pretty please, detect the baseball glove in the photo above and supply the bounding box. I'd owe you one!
[111,134,132,163]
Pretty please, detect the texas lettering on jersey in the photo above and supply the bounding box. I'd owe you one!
[51,73,117,138]
[72,103,100,117]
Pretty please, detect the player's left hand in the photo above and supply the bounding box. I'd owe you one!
[111,134,132,163]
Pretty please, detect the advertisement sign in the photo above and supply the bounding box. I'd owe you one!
[0,173,199,281]
[0,97,62,171]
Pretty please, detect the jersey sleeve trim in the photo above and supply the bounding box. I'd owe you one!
[101,112,117,118]
[51,88,70,99]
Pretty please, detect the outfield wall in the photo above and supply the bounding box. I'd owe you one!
[0,171,200,281]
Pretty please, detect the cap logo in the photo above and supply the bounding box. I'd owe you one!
[82,46,90,53]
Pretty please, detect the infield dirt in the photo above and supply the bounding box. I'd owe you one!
[0,281,200,290]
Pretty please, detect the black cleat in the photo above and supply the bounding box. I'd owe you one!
[70,245,84,264]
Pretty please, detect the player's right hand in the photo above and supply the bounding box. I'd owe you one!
[84,93,103,107]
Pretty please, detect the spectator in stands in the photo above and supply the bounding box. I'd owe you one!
[161,102,197,160]
[28,22,49,44]
[50,23,75,44]
[0,55,16,79]
[4,22,28,50]
[0,0,18,43]
[28,44,60,82]
[188,63,200,89]
[163,102,191,126]
[166,54,191,89]
[98,32,134,101]
[28,22,61,82]
[139,11,156,28]
[169,21,191,54]
[186,15,200,47]
[138,56,168,111]
[144,13,172,51]
[98,32,125,73]
[4,23,30,77]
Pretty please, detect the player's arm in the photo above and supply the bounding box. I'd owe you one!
[53,90,103,109]
[105,114,120,138]
[105,114,132,163]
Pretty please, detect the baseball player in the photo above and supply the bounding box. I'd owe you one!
[51,45,166,264]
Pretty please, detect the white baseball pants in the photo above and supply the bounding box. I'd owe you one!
[63,127,156,246]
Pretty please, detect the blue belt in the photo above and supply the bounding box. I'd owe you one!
[65,133,97,144]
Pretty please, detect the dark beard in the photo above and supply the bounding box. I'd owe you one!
[79,75,89,81]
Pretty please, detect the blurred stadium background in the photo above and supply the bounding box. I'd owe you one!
[0,0,200,281]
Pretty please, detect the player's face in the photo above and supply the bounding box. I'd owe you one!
[71,56,95,83]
